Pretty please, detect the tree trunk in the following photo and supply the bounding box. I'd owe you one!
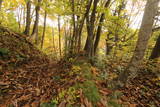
[77,0,93,52]
[85,0,99,57]
[118,0,159,85]
[106,32,113,55]
[64,26,68,56]
[24,0,31,35]
[70,0,76,54]
[94,0,111,55]
[58,15,62,57]
[0,0,3,11]
[84,15,91,51]
[52,28,56,52]
[41,10,47,49]
[17,5,23,32]
[150,35,160,59]
[106,42,112,55]
[31,0,41,44]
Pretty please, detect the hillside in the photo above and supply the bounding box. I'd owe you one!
[0,27,58,106]
[0,27,160,107]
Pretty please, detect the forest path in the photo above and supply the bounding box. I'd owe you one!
[0,27,61,106]
[0,27,160,107]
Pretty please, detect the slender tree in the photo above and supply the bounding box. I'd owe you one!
[17,5,23,31]
[84,0,99,57]
[77,0,93,52]
[94,0,111,55]
[52,28,56,52]
[118,0,159,85]
[31,0,42,44]
[24,0,31,35]
[41,10,47,49]
[70,0,76,54]
[67,0,93,54]
[0,0,3,11]
[58,15,62,57]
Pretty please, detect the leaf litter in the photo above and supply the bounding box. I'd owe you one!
[0,27,160,107]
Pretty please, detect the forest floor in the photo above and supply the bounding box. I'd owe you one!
[0,27,160,107]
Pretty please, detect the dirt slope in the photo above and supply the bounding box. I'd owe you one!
[0,27,58,106]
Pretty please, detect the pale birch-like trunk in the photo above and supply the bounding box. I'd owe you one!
[118,0,159,85]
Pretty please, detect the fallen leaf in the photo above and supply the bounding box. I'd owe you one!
[58,101,66,107]
[23,104,30,107]
[99,88,112,95]
[84,97,92,107]
[31,101,40,107]
[129,104,137,107]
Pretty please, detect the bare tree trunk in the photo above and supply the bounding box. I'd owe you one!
[150,35,160,59]
[23,7,26,31]
[118,0,159,85]
[52,28,56,52]
[106,32,113,55]
[0,0,3,11]
[17,5,23,32]
[84,15,91,51]
[85,0,99,57]
[24,0,31,35]
[58,15,62,57]
[94,0,111,55]
[77,0,93,52]
[41,10,47,49]
[64,26,68,56]
[31,0,41,44]
[70,0,76,54]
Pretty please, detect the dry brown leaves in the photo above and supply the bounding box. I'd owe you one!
[121,71,160,107]
[0,28,59,106]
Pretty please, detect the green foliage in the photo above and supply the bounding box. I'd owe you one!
[110,91,123,99]
[0,48,10,56]
[15,54,26,62]
[40,102,57,107]
[108,100,123,107]
[69,65,81,76]
[76,80,101,103]
[53,86,79,105]
[90,56,107,71]
[107,91,124,107]
[0,12,19,31]
[52,75,61,81]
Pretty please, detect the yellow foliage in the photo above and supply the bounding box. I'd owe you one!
[72,65,81,72]
[16,0,25,5]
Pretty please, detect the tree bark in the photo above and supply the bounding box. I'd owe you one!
[84,15,91,51]
[70,0,76,54]
[24,0,31,35]
[150,35,160,59]
[41,10,47,49]
[0,0,3,11]
[17,5,23,32]
[118,0,159,85]
[58,15,62,57]
[94,0,111,55]
[85,0,99,57]
[77,0,93,52]
[52,28,56,52]
[106,32,113,55]
[31,0,41,44]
